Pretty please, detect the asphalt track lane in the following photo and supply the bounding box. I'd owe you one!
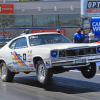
[0,72,100,100]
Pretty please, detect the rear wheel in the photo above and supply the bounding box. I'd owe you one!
[81,62,96,79]
[0,61,15,82]
[36,60,52,84]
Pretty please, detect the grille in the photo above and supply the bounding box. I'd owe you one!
[59,47,97,57]
[66,49,84,56]
[84,48,96,54]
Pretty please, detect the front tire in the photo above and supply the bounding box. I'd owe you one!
[81,62,96,79]
[36,60,52,84]
[0,61,15,82]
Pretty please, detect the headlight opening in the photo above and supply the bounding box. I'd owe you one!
[51,51,57,57]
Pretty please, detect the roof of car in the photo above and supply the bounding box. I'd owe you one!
[20,32,60,37]
[9,32,61,42]
[30,32,60,36]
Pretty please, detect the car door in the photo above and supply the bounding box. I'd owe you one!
[2,39,18,69]
[10,37,30,69]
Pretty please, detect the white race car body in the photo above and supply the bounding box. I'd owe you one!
[0,32,100,84]
[0,32,99,72]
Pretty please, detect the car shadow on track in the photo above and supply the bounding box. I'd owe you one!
[12,75,100,94]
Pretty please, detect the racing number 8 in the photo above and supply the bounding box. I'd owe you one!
[23,54,26,60]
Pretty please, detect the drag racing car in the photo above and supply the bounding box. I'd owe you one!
[0,32,100,84]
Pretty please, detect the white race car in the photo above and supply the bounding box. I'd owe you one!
[0,32,100,84]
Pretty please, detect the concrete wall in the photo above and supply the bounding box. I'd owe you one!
[0,0,80,15]
[13,2,80,15]
[65,28,77,42]
[0,0,80,41]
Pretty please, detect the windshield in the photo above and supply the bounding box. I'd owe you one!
[29,34,71,46]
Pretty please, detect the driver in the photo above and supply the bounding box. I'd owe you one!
[30,39,36,46]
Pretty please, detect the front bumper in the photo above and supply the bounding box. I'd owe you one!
[51,54,100,68]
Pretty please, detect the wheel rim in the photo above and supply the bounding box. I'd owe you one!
[38,64,46,82]
[84,66,91,74]
[1,65,6,79]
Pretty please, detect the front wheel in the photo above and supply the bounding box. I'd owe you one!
[36,60,52,84]
[81,62,96,79]
[0,61,15,82]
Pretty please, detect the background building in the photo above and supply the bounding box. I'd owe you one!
[82,0,100,42]
[0,0,81,41]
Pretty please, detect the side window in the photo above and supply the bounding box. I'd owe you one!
[15,37,27,49]
[9,40,18,49]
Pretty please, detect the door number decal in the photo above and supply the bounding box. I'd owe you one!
[23,54,26,60]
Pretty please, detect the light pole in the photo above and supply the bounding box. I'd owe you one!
[2,25,5,45]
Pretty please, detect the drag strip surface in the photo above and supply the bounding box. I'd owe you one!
[0,72,100,100]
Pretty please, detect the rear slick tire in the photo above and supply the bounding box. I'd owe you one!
[0,61,15,82]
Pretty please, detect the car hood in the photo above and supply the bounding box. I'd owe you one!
[32,43,99,50]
